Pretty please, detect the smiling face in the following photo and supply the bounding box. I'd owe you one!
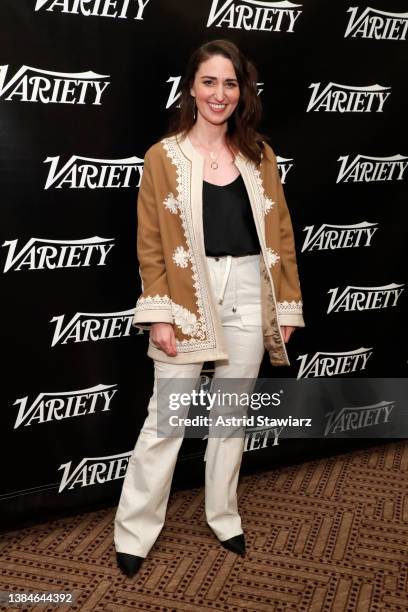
[190,54,240,126]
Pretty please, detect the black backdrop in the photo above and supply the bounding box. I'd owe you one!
[1,0,407,528]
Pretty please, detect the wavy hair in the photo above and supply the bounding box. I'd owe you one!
[165,39,267,166]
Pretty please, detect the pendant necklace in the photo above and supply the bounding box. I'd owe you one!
[192,133,223,170]
[209,151,218,170]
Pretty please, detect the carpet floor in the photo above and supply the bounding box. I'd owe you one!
[1,441,408,611]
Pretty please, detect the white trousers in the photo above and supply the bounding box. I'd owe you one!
[114,254,265,557]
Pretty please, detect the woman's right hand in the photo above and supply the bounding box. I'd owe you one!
[149,322,177,356]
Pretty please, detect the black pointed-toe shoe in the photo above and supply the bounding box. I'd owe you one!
[116,552,145,577]
[220,533,246,556]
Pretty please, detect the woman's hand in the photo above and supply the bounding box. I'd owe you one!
[150,322,178,357]
[280,325,296,343]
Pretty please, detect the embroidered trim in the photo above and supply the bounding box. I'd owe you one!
[162,136,215,352]
[250,164,266,235]
[264,197,275,215]
[266,247,280,267]
[245,161,289,364]
[278,300,303,314]
[136,294,172,311]
[172,245,190,268]
[163,192,179,214]
[171,302,205,338]
[135,294,206,339]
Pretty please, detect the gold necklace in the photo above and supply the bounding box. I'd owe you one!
[209,151,219,170]
[192,134,224,170]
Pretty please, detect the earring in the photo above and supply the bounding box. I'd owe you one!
[192,98,196,121]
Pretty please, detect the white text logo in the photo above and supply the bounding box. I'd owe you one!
[327,283,404,313]
[50,308,135,346]
[207,0,302,32]
[34,0,151,19]
[44,155,143,189]
[344,7,408,40]
[2,237,114,272]
[336,154,408,183]
[12,383,117,429]
[58,450,131,492]
[324,400,394,436]
[307,83,391,113]
[0,66,109,104]
[301,221,378,252]
[297,347,373,379]
[276,156,293,184]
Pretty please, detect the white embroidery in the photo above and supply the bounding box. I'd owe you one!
[136,294,171,311]
[238,155,289,364]
[171,302,205,338]
[161,137,289,357]
[278,300,303,314]
[162,136,214,351]
[249,165,266,234]
[264,197,275,214]
[172,245,190,268]
[163,192,179,214]
[266,247,280,267]
[135,294,205,339]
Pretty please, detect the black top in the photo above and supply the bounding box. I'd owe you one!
[203,174,261,257]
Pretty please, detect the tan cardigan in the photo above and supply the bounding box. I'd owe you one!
[133,133,305,366]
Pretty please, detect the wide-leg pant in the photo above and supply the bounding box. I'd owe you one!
[114,254,265,557]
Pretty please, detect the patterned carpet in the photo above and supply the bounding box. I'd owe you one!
[1,441,408,612]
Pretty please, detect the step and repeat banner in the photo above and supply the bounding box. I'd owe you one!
[1,1,406,527]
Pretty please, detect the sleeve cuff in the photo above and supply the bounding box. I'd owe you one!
[133,308,173,328]
[278,313,305,327]
[277,300,304,327]
[132,294,174,329]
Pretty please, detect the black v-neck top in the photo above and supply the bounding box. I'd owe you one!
[203,174,261,257]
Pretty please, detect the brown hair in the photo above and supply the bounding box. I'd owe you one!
[165,39,267,166]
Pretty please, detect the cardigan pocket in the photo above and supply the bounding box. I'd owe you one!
[238,308,263,326]
[233,255,262,326]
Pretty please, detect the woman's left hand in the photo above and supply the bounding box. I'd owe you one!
[280,325,296,343]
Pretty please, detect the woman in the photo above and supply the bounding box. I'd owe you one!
[114,39,305,577]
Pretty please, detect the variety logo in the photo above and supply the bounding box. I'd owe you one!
[0,66,110,104]
[276,156,293,184]
[44,155,144,189]
[297,347,373,379]
[12,383,118,429]
[301,221,378,252]
[344,6,408,40]
[306,82,391,113]
[50,308,135,346]
[2,236,115,272]
[198,371,284,451]
[324,400,394,436]
[166,77,182,109]
[327,283,404,314]
[336,154,408,183]
[165,75,264,109]
[34,0,151,19]
[206,0,302,31]
[58,450,131,492]
[243,425,284,451]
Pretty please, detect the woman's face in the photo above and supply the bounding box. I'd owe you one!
[190,54,240,126]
